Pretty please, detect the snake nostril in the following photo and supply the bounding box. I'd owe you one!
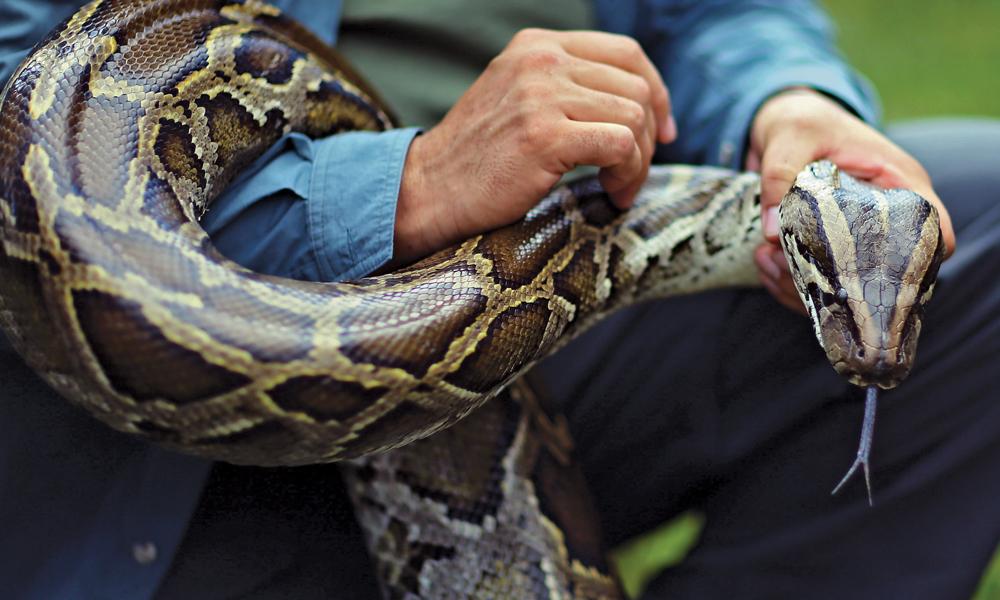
[874,357,891,376]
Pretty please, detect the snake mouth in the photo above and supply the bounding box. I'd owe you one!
[834,354,909,390]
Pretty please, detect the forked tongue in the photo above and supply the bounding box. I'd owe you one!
[831,385,878,506]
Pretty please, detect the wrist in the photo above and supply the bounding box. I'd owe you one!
[749,87,852,160]
[395,135,432,262]
[395,132,458,263]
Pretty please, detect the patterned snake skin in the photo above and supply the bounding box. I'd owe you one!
[0,1,944,597]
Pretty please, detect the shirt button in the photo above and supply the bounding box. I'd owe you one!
[132,541,158,565]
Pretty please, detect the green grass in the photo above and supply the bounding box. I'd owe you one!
[613,2,1000,597]
[824,0,1000,121]
[979,555,1000,600]
[611,512,704,598]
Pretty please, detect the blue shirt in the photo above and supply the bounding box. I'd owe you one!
[0,1,878,597]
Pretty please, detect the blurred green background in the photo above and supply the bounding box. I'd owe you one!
[828,0,999,121]
[613,1,1000,597]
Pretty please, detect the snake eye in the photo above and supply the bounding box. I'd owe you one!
[820,287,850,309]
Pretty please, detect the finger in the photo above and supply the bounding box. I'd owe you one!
[609,105,656,208]
[610,174,647,209]
[556,31,673,142]
[771,252,801,301]
[916,186,954,257]
[562,89,654,166]
[643,107,656,173]
[556,121,644,202]
[567,61,661,159]
[570,60,652,105]
[608,111,653,209]
[755,244,807,314]
[760,271,808,315]
[599,146,645,209]
[759,131,825,209]
[758,134,825,242]
[568,60,675,142]
[755,242,797,287]
[754,242,782,280]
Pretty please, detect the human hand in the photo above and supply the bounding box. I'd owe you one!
[393,28,675,262]
[746,88,956,313]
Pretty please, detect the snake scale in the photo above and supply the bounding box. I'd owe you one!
[0,1,945,597]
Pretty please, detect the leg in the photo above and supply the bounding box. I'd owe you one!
[534,118,1000,598]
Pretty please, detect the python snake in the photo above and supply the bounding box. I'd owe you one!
[0,1,945,597]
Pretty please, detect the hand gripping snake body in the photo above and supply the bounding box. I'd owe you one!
[0,1,944,597]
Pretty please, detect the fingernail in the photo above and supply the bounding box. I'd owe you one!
[764,206,779,238]
[661,115,677,142]
[769,248,788,273]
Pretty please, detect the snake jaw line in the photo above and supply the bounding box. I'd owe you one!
[831,385,878,506]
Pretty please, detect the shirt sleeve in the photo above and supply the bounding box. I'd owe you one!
[601,0,880,169]
[201,127,421,282]
[2,0,413,284]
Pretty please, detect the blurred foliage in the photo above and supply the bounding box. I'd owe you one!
[614,2,1000,597]
[611,512,704,598]
[823,0,1000,121]
[979,557,1000,600]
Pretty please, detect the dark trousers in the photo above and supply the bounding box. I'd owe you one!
[534,118,1000,599]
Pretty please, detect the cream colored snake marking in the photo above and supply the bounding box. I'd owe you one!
[0,1,944,597]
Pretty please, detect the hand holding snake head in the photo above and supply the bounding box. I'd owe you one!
[748,88,955,316]
[779,160,945,390]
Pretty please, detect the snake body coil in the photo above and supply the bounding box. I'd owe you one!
[0,1,943,597]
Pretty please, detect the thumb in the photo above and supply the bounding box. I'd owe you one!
[758,136,823,242]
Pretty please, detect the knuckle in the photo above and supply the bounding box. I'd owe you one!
[512,28,544,45]
[790,116,817,133]
[516,48,565,73]
[485,53,509,75]
[783,108,824,134]
[902,155,929,180]
[518,116,553,153]
[621,99,646,131]
[618,35,645,62]
[606,126,636,158]
[511,79,546,103]
[762,163,799,186]
[629,75,652,104]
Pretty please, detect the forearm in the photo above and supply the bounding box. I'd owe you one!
[634,0,880,168]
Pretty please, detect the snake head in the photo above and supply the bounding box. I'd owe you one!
[779,161,945,389]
